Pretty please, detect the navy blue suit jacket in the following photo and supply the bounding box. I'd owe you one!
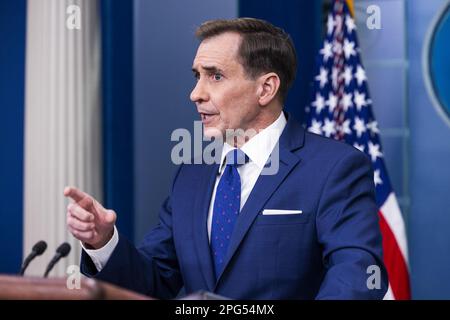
[81,113,388,299]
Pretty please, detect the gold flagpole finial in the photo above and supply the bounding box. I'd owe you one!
[346,0,355,17]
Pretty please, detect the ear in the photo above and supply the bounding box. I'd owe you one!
[257,72,281,106]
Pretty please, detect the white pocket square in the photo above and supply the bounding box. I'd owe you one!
[262,209,303,215]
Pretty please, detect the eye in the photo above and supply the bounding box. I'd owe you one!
[212,73,223,81]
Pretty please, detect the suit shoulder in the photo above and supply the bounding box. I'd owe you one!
[301,131,371,164]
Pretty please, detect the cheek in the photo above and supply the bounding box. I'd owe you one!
[215,100,239,128]
[211,83,257,127]
[228,89,257,120]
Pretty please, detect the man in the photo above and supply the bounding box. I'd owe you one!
[65,18,388,299]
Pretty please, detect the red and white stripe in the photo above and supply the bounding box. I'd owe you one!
[379,193,411,299]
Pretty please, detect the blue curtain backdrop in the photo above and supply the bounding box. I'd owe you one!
[101,0,134,241]
[239,0,322,123]
[0,0,26,274]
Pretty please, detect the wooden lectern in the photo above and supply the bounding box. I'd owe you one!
[0,274,152,300]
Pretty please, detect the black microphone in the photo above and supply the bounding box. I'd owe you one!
[20,240,47,275]
[43,242,71,278]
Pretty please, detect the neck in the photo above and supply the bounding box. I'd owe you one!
[226,107,283,148]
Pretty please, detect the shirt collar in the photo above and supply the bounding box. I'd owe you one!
[218,111,287,173]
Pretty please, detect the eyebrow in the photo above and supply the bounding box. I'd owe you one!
[191,65,224,74]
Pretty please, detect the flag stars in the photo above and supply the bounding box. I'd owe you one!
[320,41,333,62]
[343,66,353,86]
[354,90,368,111]
[308,119,323,135]
[305,7,397,238]
[341,119,352,135]
[353,117,367,138]
[322,118,337,137]
[367,120,380,134]
[312,93,326,114]
[343,39,356,59]
[374,169,383,186]
[342,92,353,112]
[345,15,356,33]
[354,65,367,86]
[315,67,328,88]
[326,93,338,113]
[368,141,383,162]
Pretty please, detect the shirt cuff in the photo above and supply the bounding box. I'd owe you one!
[81,225,119,272]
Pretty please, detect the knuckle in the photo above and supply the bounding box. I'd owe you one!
[84,223,92,231]
[81,212,89,221]
[77,211,88,220]
[70,206,79,216]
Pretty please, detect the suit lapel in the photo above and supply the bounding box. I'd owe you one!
[214,148,301,284]
[192,163,219,291]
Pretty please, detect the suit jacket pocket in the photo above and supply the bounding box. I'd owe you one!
[255,210,311,225]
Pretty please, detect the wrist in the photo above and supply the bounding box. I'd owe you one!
[85,228,114,250]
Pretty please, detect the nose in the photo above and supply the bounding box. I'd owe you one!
[190,79,209,103]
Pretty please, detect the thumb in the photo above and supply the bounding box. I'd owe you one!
[90,198,117,225]
[103,209,117,225]
[90,198,116,225]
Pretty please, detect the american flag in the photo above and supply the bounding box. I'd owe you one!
[305,0,411,299]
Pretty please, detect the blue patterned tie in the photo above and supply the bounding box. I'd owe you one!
[210,149,248,279]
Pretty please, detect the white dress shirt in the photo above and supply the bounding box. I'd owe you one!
[206,112,286,241]
[83,111,287,271]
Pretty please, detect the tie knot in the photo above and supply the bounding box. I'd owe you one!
[225,149,249,167]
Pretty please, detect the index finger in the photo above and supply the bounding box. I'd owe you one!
[64,186,90,203]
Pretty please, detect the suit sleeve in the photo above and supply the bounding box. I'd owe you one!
[80,166,183,299]
[315,149,388,299]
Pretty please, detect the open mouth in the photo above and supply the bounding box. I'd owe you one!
[200,113,218,124]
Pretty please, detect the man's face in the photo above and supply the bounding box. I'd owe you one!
[190,32,260,138]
